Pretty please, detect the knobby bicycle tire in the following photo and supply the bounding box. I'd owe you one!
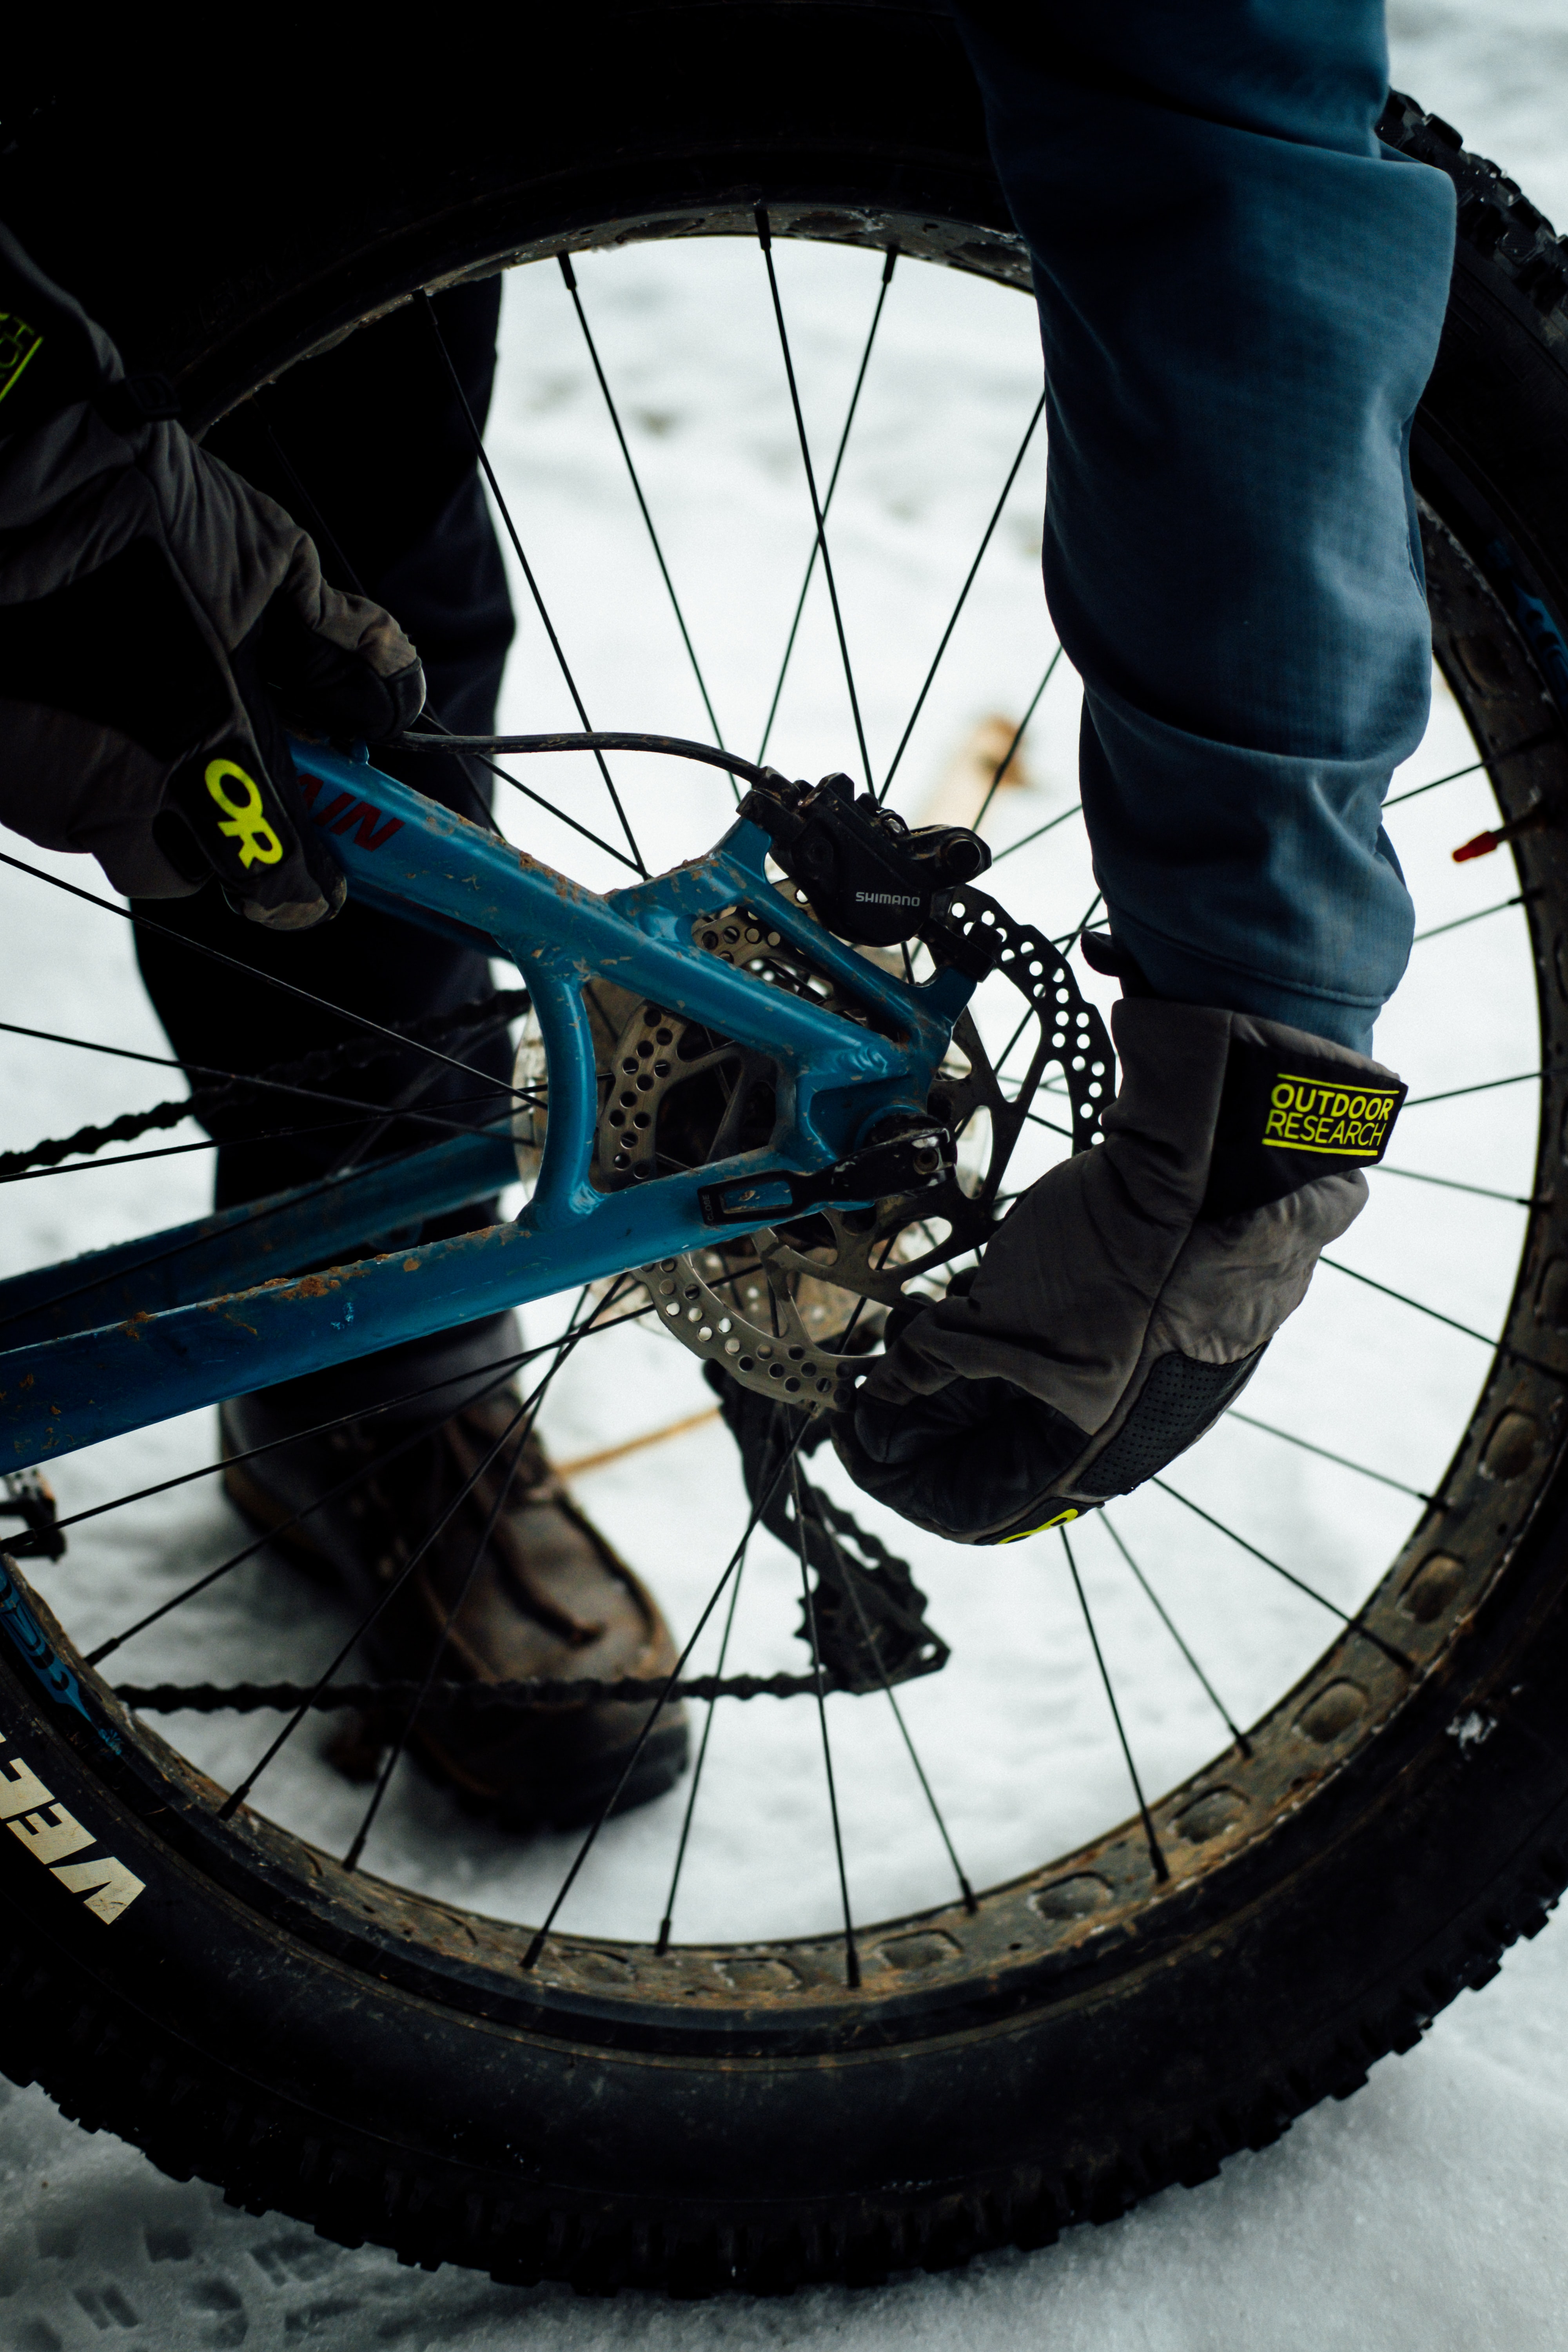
[2,8,1568,2295]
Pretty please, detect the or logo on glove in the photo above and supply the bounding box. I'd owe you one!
[0,310,42,407]
[0,221,426,931]
[997,1505,1083,1544]
[203,758,284,869]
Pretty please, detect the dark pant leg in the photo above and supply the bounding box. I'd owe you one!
[133,279,516,1216]
[955,2,1455,1051]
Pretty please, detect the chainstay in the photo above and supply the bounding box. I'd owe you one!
[0,985,532,1179]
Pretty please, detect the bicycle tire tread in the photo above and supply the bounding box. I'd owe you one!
[1,34,1568,2296]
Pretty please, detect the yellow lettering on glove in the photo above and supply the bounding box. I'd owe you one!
[203,759,284,868]
[1000,1506,1079,1544]
[0,312,43,405]
[1263,1073,1401,1158]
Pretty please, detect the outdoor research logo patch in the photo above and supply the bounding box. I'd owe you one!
[1262,1073,1402,1159]
[1204,1038,1408,1218]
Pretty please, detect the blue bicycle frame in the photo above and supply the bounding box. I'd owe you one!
[0,744,978,1470]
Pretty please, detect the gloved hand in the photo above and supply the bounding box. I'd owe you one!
[833,997,1405,1543]
[0,224,425,928]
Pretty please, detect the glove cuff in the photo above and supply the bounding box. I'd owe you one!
[1105,998,1405,1223]
[0,222,125,438]
[1199,1019,1405,1217]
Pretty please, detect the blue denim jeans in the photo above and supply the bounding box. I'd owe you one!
[956,2,1456,1051]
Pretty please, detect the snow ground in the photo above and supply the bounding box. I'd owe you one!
[5,5,1568,2342]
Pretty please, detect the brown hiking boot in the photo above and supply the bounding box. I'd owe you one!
[220,1313,688,1828]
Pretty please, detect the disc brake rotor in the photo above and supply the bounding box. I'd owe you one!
[513,891,1113,1409]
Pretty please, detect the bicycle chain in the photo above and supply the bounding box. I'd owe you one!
[105,1418,942,1718]
[112,1668,833,1715]
[0,985,532,1180]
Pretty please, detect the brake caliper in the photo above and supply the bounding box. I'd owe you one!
[738,769,990,946]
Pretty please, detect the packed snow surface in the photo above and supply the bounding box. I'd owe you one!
[4,4,1567,2342]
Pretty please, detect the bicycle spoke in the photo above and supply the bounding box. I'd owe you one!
[1404,1069,1542,1108]
[342,1284,599,1871]
[1055,892,1103,951]
[321,1054,471,1181]
[218,1398,537,1820]
[755,209,872,789]
[0,1113,506,1186]
[20,224,1553,2012]
[1412,892,1531,944]
[90,1407,488,1671]
[991,800,1083,865]
[318,996,533,1182]
[792,1462,860,1985]
[0,850,531,1103]
[822,1503,976,1913]
[1383,726,1557,809]
[521,1411,815,1970]
[60,1337,538,1541]
[1152,1477,1414,1673]
[435,737,644,872]
[0,1106,522,1344]
[1225,1408,1441,1504]
[1319,1253,1557,1374]
[969,647,1065,836]
[757,248,898,766]
[3,1087,517,1185]
[655,1532,753,1953]
[1100,1515,1251,1758]
[0,1018,529,1157]
[418,294,649,878]
[216,1289,635,1822]
[992,1003,1037,1083]
[1374,1162,1540,1207]
[558,255,735,795]
[251,400,368,596]
[248,407,503,838]
[1324,1254,1566,1381]
[879,388,1046,804]
[172,416,549,868]
[84,1306,653,1660]
[1060,1525,1168,1882]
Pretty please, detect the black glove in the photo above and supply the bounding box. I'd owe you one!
[0,223,425,929]
[834,998,1404,1543]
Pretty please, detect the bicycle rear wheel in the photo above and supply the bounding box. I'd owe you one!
[3,13,1568,2292]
